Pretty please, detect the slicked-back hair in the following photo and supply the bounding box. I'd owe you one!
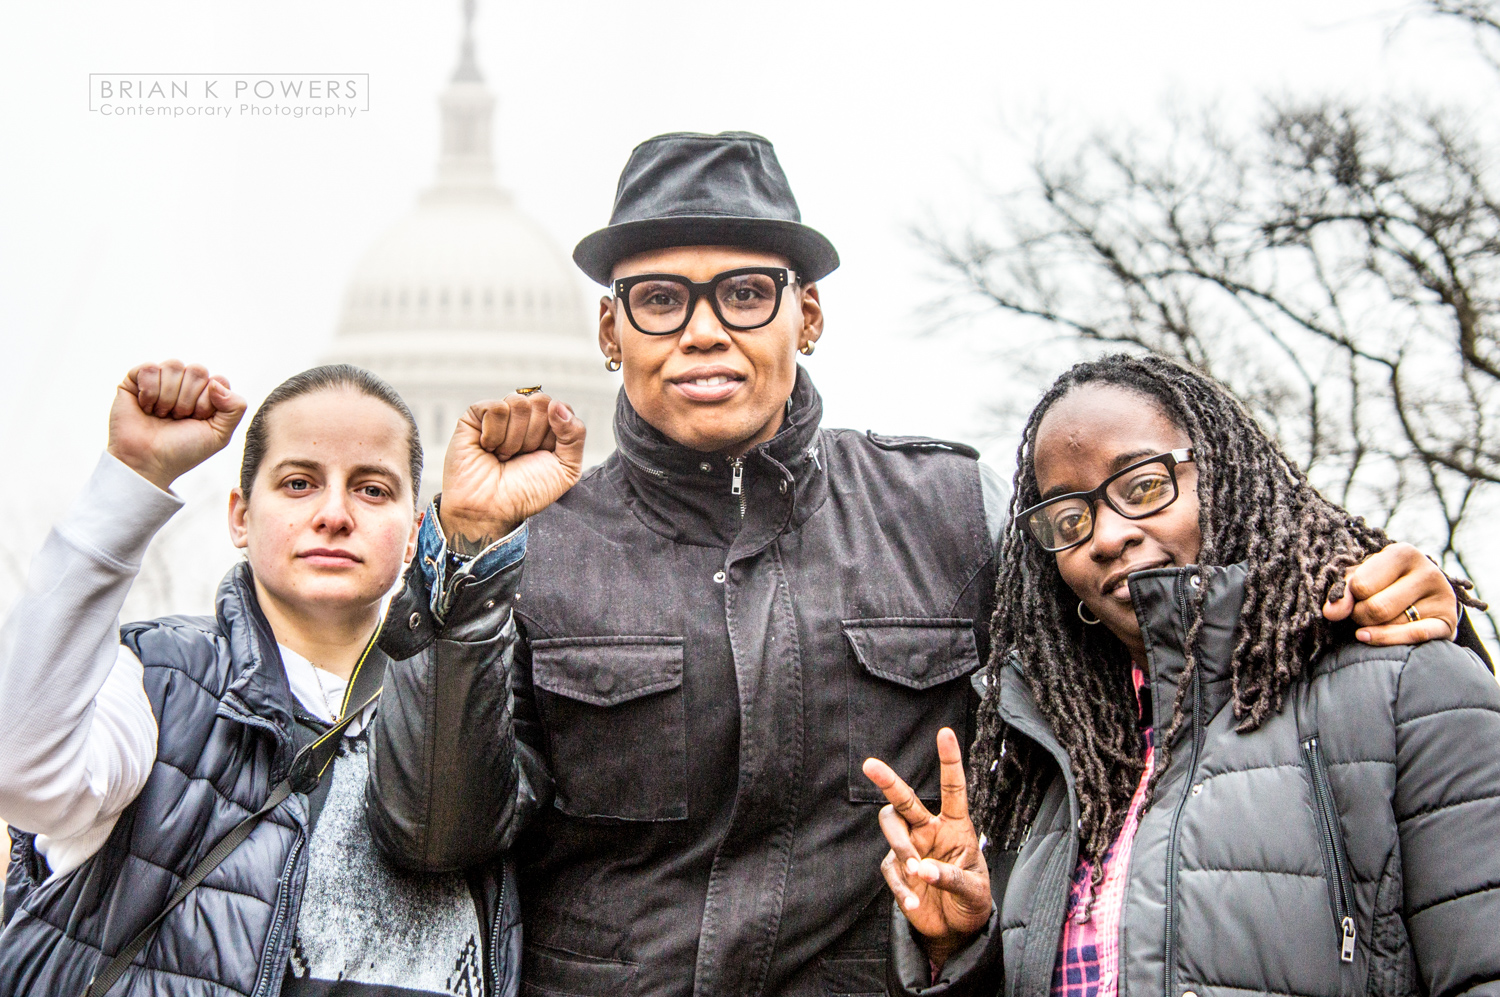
[969,353,1453,879]
[239,364,423,509]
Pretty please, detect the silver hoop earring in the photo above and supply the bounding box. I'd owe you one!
[605,357,621,372]
[1077,601,1102,625]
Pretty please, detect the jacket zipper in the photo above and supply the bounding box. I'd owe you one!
[1162,574,1204,997]
[489,871,507,997]
[729,457,745,519]
[1302,734,1358,963]
[251,832,306,997]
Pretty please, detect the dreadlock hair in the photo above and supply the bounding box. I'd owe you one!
[968,353,1481,881]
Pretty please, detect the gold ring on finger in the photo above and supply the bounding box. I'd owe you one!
[1404,604,1422,623]
[516,385,542,396]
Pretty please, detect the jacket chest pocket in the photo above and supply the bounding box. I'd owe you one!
[843,618,980,804]
[531,636,687,821]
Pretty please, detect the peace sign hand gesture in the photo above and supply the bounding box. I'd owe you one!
[862,728,992,968]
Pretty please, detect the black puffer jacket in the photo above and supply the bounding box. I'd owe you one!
[892,564,1500,997]
[369,369,1000,997]
[1,559,529,997]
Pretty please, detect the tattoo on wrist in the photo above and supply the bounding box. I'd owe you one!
[448,530,498,558]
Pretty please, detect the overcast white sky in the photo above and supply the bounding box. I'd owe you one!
[1,1,1496,617]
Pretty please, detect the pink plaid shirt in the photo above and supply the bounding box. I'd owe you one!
[1051,669,1155,997]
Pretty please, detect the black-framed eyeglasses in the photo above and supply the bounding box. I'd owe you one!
[612,267,798,336]
[1020,448,1195,552]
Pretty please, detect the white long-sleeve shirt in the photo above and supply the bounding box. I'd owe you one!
[0,453,362,880]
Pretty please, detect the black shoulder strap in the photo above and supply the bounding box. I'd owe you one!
[82,629,388,997]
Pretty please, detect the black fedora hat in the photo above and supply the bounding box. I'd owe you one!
[573,131,840,286]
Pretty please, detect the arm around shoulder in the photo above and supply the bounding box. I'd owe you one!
[1393,638,1500,995]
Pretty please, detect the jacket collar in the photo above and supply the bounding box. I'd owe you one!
[215,561,298,768]
[1127,563,1246,738]
[1000,562,1248,751]
[996,662,1079,828]
[612,365,830,554]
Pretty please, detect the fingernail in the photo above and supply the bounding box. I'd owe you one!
[1356,629,1371,642]
[904,896,919,910]
[557,404,573,421]
[905,858,919,875]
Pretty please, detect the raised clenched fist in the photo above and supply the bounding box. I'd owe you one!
[107,360,248,492]
[438,391,586,553]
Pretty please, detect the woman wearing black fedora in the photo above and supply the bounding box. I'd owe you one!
[365,131,1468,996]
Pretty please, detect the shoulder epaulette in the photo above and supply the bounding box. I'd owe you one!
[864,431,980,459]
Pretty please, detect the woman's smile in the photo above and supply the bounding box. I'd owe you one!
[1102,559,1170,601]
[668,365,747,403]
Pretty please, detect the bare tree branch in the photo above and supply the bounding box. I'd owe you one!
[1426,0,1500,72]
[923,96,1500,641]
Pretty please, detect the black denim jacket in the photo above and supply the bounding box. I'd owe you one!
[367,369,999,997]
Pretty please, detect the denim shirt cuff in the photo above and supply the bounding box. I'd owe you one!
[416,499,528,622]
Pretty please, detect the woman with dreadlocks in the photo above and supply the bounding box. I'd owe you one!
[863,353,1500,997]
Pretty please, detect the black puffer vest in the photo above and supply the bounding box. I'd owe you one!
[510,368,998,997]
[0,563,523,997]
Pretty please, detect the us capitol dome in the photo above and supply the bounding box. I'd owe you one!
[324,1,617,494]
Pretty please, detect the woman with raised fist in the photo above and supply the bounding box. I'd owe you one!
[0,360,584,997]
